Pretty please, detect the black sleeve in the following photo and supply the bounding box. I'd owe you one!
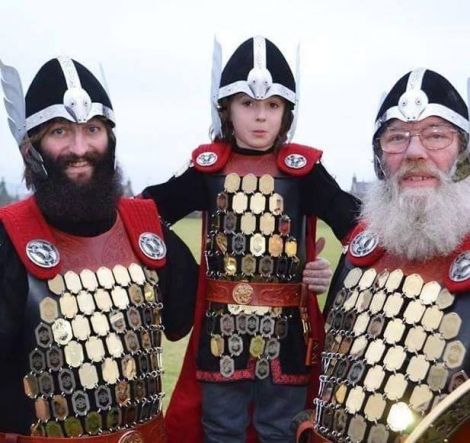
[300,163,362,240]
[0,224,28,358]
[158,224,198,341]
[142,167,209,224]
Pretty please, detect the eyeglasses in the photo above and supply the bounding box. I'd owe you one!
[378,125,459,154]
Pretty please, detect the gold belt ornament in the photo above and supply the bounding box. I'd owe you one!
[232,282,254,304]
[118,431,145,443]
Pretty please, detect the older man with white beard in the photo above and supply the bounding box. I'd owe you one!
[300,69,470,443]
[364,116,470,263]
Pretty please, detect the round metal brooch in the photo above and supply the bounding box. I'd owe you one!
[26,239,60,268]
[196,152,218,167]
[349,231,379,258]
[284,154,307,169]
[139,233,167,260]
[449,251,470,282]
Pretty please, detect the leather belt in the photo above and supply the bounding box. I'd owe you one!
[206,279,302,307]
[0,414,165,443]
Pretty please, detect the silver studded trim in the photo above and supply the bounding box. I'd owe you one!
[196,152,218,167]
[26,103,115,131]
[218,81,295,104]
[284,154,307,169]
[58,56,91,123]
[26,239,60,268]
[350,231,379,258]
[139,233,167,260]
[449,251,470,282]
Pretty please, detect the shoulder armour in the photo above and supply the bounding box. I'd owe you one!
[347,226,470,294]
[346,222,384,266]
[192,142,232,173]
[0,197,168,280]
[0,197,60,279]
[277,143,323,176]
[446,235,470,293]
[118,198,167,269]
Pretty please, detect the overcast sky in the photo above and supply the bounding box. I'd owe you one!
[0,0,469,196]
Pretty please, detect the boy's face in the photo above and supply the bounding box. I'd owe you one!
[229,93,285,150]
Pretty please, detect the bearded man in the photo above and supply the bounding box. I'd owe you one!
[0,57,197,442]
[300,68,470,442]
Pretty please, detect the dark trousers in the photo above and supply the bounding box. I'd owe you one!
[201,378,308,443]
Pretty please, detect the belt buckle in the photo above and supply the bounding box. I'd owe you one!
[232,282,253,304]
[118,430,145,443]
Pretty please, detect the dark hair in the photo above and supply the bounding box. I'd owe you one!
[23,116,115,189]
[214,95,293,151]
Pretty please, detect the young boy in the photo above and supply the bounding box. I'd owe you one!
[143,36,360,442]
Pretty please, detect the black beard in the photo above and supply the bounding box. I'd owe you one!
[31,148,123,234]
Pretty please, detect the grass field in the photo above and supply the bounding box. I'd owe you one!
[161,216,342,408]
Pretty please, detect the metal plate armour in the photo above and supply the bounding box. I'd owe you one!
[25,264,164,437]
[315,266,470,442]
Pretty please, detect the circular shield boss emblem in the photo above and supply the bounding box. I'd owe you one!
[139,232,167,260]
[26,239,60,268]
[350,230,378,258]
[450,251,470,282]
[196,152,218,167]
[284,154,307,169]
[118,430,144,443]
[232,283,254,305]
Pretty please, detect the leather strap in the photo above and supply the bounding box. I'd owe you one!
[206,278,302,307]
[0,414,165,443]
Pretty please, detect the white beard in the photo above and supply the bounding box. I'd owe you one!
[361,169,470,262]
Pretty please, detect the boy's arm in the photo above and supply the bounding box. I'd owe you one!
[301,163,361,242]
[142,166,209,225]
